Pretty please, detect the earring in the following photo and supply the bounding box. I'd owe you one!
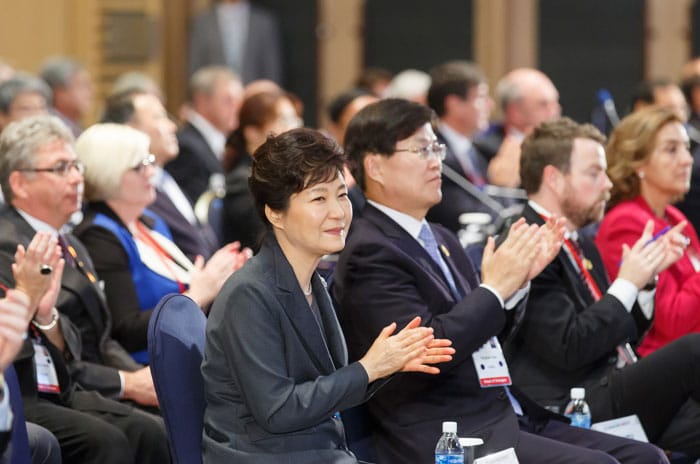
[637,171,645,180]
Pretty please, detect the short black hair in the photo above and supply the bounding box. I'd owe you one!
[100,89,145,124]
[344,98,436,191]
[327,88,372,124]
[427,60,485,117]
[249,128,346,225]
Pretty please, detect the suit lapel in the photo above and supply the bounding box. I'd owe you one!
[314,276,348,369]
[267,239,336,375]
[363,205,460,301]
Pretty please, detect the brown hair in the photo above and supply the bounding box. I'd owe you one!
[606,107,682,209]
[520,117,605,194]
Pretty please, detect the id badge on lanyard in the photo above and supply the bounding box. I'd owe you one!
[472,336,512,387]
[31,330,60,394]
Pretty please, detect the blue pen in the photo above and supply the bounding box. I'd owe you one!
[617,225,671,267]
[645,225,671,246]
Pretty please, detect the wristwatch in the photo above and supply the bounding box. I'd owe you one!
[642,275,659,291]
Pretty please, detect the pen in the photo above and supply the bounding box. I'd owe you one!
[645,225,671,246]
[618,225,671,268]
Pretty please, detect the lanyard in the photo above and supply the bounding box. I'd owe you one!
[133,221,186,293]
[562,239,603,301]
[537,212,603,301]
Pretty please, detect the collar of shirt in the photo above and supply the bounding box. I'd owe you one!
[16,208,61,236]
[439,121,473,158]
[188,111,227,161]
[527,199,578,242]
[367,200,429,245]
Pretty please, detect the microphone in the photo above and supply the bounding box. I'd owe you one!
[596,88,620,127]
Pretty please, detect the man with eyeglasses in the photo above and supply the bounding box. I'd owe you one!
[333,98,668,463]
[0,114,169,463]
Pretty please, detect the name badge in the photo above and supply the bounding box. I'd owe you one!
[32,341,60,394]
[472,337,512,387]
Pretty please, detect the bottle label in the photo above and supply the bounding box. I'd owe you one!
[566,413,591,429]
[435,454,464,464]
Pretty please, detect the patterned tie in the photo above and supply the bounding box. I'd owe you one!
[56,234,76,267]
[418,224,461,299]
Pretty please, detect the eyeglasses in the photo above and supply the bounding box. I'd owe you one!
[19,159,85,177]
[130,154,156,173]
[394,141,447,161]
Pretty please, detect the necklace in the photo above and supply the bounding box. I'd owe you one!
[303,282,312,296]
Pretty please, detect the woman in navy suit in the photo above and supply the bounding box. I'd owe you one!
[201,128,454,463]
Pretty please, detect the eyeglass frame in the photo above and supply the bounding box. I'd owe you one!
[17,159,85,177]
[393,141,447,161]
[130,154,156,173]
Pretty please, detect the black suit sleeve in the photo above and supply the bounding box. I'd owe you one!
[524,256,640,371]
[76,226,151,353]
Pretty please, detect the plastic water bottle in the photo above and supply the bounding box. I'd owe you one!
[435,421,464,464]
[564,387,592,428]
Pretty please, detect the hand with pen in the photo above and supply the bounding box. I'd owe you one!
[653,221,689,274]
[617,220,686,289]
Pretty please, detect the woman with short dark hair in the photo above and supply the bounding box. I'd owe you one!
[202,128,453,463]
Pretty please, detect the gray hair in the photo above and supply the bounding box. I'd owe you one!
[75,123,150,201]
[40,56,84,89]
[188,65,239,102]
[496,74,522,113]
[0,114,73,202]
[0,73,52,113]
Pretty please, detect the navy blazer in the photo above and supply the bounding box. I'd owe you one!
[510,204,651,413]
[166,122,224,206]
[150,188,219,261]
[202,235,377,463]
[333,204,519,463]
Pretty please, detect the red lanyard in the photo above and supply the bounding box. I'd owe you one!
[537,212,602,301]
[562,239,603,301]
[133,222,186,293]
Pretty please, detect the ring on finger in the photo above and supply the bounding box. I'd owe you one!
[40,264,53,275]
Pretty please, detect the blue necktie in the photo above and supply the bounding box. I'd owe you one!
[418,224,461,299]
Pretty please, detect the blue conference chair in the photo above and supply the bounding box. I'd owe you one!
[148,293,207,464]
[4,365,30,464]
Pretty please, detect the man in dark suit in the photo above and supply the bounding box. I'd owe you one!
[334,98,668,463]
[0,115,169,462]
[166,66,243,204]
[426,61,500,233]
[102,89,220,260]
[514,116,700,457]
[188,0,283,85]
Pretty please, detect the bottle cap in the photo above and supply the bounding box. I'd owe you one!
[442,421,457,433]
[459,437,484,447]
[570,387,585,399]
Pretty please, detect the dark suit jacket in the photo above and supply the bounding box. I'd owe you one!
[150,188,219,260]
[0,207,140,401]
[473,123,506,163]
[222,153,264,251]
[166,122,224,206]
[333,204,519,463]
[202,235,376,463]
[188,3,283,84]
[510,205,651,413]
[426,130,501,233]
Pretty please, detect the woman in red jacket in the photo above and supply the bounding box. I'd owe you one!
[597,107,693,356]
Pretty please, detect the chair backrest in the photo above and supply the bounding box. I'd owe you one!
[148,293,207,464]
[4,365,30,464]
